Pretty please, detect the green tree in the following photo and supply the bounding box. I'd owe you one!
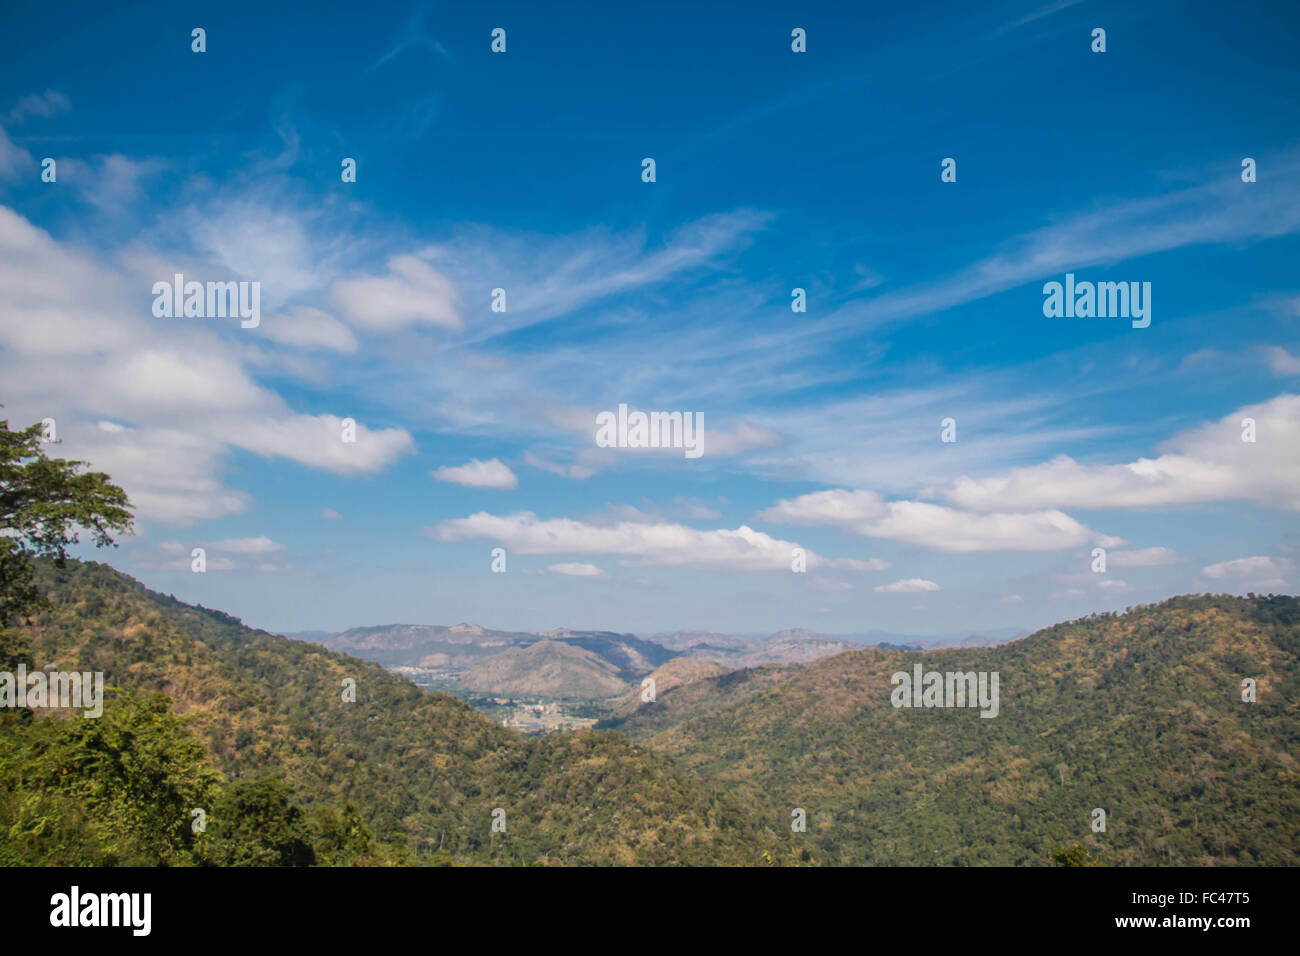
[0,692,222,865]
[1050,842,1101,867]
[312,802,377,865]
[1,410,134,629]
[202,778,317,866]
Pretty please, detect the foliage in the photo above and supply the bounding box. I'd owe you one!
[1,558,792,865]
[0,412,133,629]
[630,595,1300,866]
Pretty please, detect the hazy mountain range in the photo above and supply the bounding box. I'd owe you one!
[288,623,1027,699]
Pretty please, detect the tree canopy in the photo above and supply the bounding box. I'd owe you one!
[0,410,134,631]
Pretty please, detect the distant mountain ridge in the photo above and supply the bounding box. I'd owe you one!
[299,622,1024,697]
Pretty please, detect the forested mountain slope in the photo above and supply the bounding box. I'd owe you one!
[628,595,1300,865]
[0,559,795,866]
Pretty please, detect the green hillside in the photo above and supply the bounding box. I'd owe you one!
[626,594,1300,865]
[0,559,796,866]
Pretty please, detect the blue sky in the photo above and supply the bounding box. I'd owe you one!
[1,0,1298,638]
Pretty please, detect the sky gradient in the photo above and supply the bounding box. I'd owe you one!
[1,0,1298,637]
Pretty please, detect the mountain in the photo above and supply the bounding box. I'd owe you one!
[605,657,734,718]
[301,623,885,699]
[645,629,753,652]
[313,623,536,669]
[0,559,797,866]
[309,623,674,692]
[620,594,1300,865]
[279,630,333,641]
[461,639,630,698]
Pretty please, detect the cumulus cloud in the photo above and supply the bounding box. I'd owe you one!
[0,205,415,523]
[875,578,941,593]
[1202,555,1293,590]
[927,395,1300,512]
[428,511,849,572]
[331,254,462,331]
[432,458,518,489]
[758,488,1123,553]
[220,414,415,475]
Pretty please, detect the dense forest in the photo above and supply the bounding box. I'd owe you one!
[2,561,1296,865]
[0,559,798,866]
[614,594,1300,866]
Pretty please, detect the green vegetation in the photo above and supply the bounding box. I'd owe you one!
[628,595,1300,866]
[0,414,789,865]
[0,409,133,631]
[0,559,794,865]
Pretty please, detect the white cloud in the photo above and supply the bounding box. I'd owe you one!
[928,395,1300,512]
[63,154,165,214]
[827,557,892,571]
[875,578,941,593]
[758,489,1123,553]
[1097,579,1132,592]
[546,562,608,578]
[1107,547,1182,567]
[319,508,343,520]
[429,511,848,572]
[8,90,71,122]
[257,306,358,354]
[1263,346,1300,375]
[0,205,417,523]
[331,254,462,332]
[704,420,784,456]
[759,489,886,526]
[203,536,282,554]
[0,126,33,181]
[523,450,598,480]
[432,458,518,489]
[223,414,415,475]
[1202,555,1294,581]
